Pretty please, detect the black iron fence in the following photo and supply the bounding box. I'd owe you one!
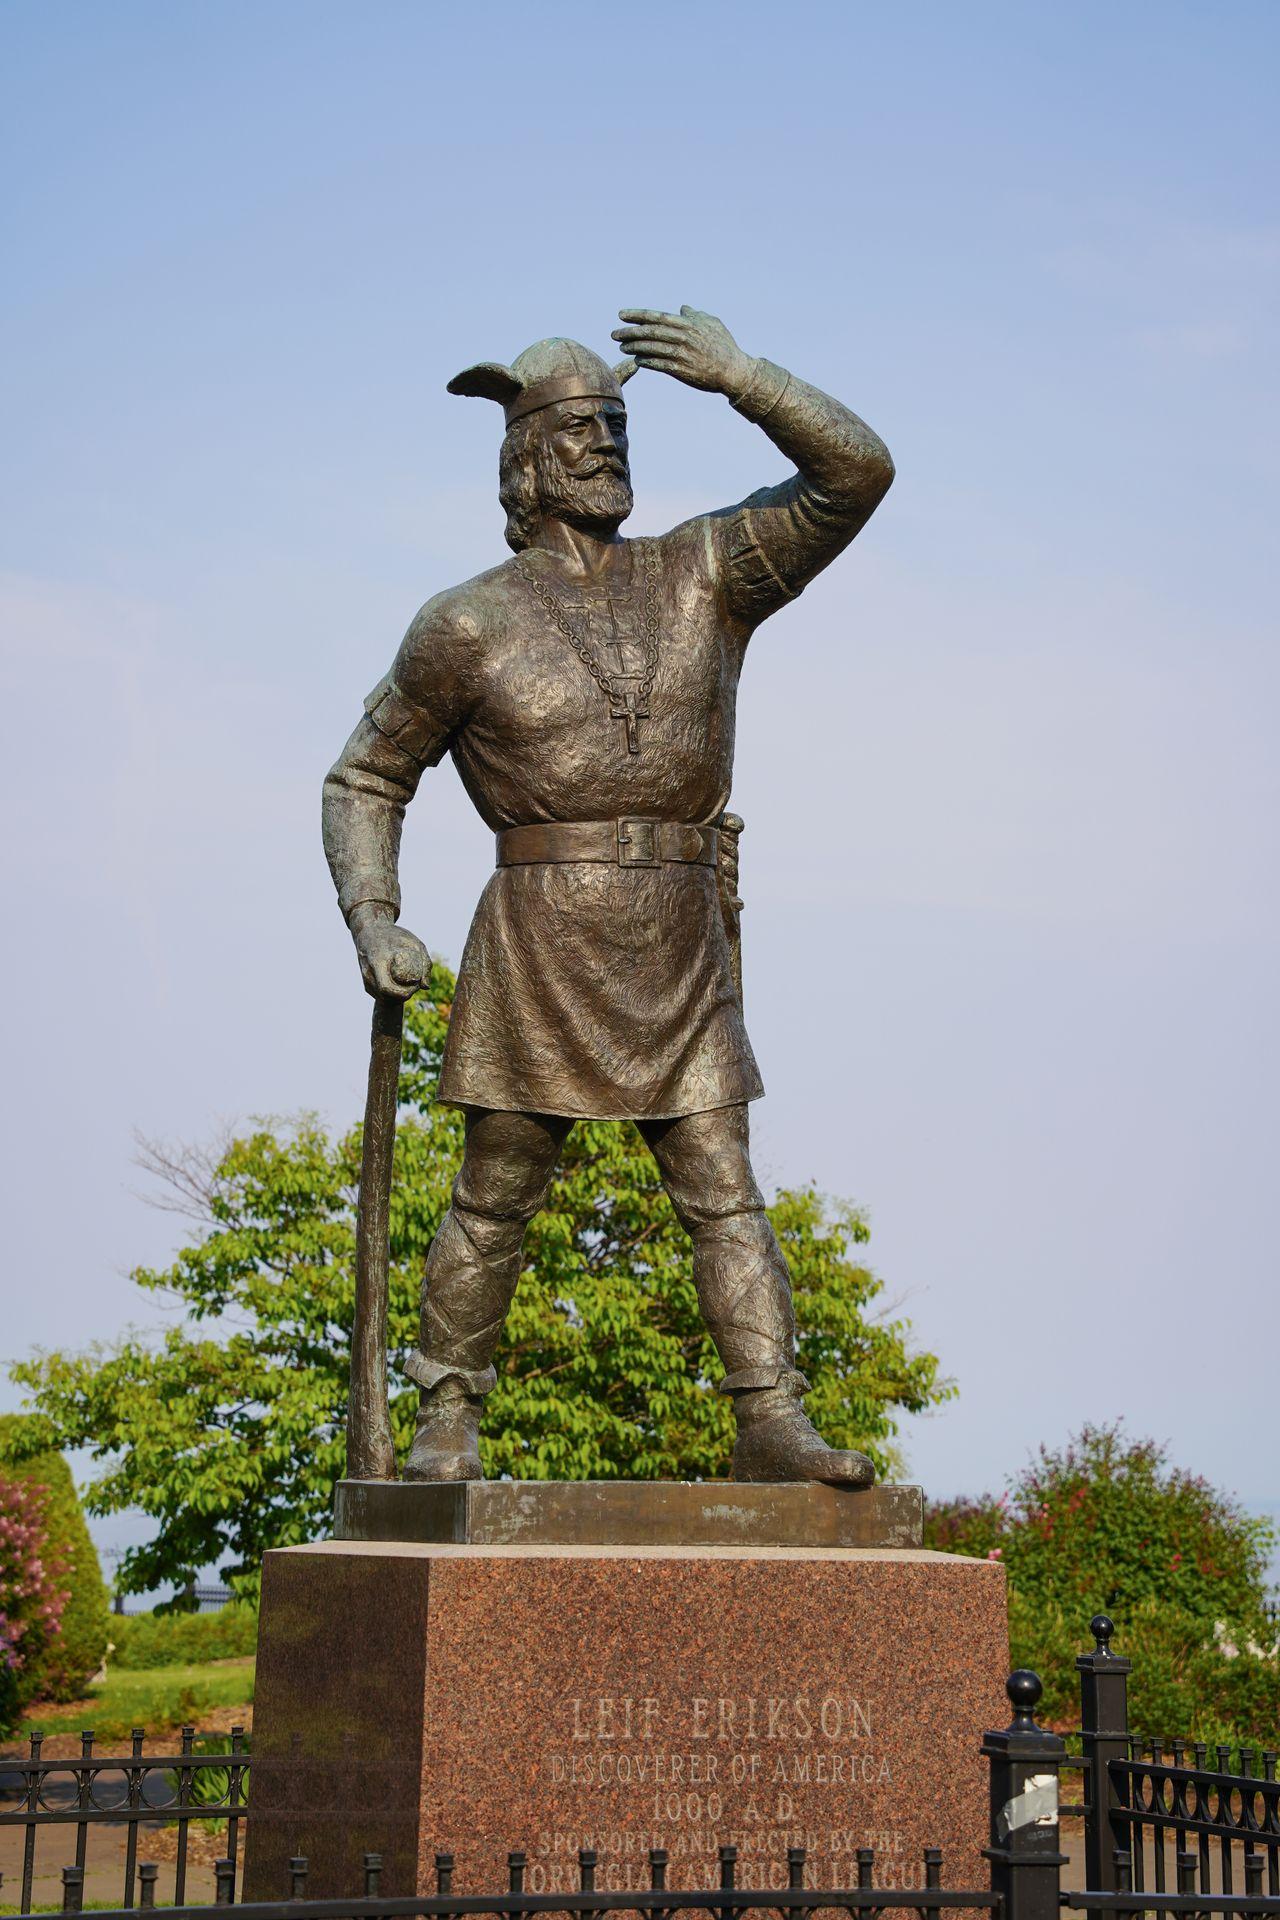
[1075,1613,1279,1905]
[2,1618,1277,1920]
[0,1724,248,1912]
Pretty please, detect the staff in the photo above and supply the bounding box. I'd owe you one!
[346,954,419,1481]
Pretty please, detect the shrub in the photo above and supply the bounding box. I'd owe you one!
[927,1424,1278,1743]
[926,1491,1007,1562]
[1104,1597,1280,1747]
[0,1417,109,1701]
[112,1602,258,1670]
[0,1474,69,1737]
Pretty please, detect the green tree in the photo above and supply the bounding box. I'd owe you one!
[926,1425,1279,1743]
[13,965,952,1599]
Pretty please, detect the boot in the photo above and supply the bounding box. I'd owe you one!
[402,1377,485,1482]
[729,1370,875,1488]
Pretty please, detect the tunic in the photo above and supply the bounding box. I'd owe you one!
[322,358,892,1119]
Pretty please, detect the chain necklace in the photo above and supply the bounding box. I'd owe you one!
[518,539,661,755]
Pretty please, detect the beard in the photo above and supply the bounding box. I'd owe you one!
[534,441,634,531]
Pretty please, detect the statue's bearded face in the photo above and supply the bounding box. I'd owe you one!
[537,397,633,529]
[499,397,633,550]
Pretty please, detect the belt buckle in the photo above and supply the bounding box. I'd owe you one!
[617,817,660,868]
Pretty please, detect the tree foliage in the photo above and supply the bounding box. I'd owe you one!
[926,1424,1279,1742]
[13,965,952,1597]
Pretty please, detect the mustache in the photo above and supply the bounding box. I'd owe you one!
[577,456,629,479]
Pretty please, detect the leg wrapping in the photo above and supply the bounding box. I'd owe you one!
[407,1106,570,1390]
[640,1106,800,1389]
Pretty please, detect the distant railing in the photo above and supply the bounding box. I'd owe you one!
[111,1582,236,1616]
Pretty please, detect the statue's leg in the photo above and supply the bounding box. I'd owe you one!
[639,1105,874,1488]
[403,1105,571,1482]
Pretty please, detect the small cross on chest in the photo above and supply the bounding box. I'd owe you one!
[610,683,649,755]
[606,640,650,755]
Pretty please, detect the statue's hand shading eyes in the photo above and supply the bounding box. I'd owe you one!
[612,305,753,400]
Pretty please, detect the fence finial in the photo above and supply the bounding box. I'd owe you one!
[983,1668,1065,1920]
[1005,1668,1043,1729]
[1077,1619,1132,1900]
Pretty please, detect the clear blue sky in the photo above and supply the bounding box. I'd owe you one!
[2,2,1277,1577]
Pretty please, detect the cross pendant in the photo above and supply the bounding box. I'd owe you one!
[611,687,648,755]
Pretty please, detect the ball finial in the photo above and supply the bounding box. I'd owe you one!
[1091,1614,1115,1653]
[1006,1669,1043,1725]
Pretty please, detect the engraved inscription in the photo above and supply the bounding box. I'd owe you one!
[531,1693,901,1891]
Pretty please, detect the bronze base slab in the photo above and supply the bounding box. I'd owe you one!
[333,1477,923,1548]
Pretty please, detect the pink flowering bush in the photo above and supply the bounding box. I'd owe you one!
[0,1473,69,1737]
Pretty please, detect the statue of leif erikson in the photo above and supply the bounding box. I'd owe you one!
[323,306,895,1488]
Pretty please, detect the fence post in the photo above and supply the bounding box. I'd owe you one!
[983,1670,1066,1920]
[1077,1612,1132,1894]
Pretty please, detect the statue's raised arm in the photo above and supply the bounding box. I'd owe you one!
[612,304,894,625]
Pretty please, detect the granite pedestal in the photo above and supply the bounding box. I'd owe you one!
[244,1485,1007,1902]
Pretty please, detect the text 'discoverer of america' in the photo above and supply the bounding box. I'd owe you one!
[530,1692,916,1891]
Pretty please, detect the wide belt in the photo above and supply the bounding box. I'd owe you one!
[496,819,719,871]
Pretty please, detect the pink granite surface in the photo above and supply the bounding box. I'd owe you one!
[243,1542,1007,1902]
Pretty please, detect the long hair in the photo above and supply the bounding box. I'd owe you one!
[498,416,542,553]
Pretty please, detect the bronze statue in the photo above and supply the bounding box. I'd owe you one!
[323,307,895,1486]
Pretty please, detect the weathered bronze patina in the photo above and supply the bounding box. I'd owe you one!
[333,1478,924,1549]
[323,306,894,1486]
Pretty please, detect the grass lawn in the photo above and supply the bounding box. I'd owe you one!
[17,1656,255,1744]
